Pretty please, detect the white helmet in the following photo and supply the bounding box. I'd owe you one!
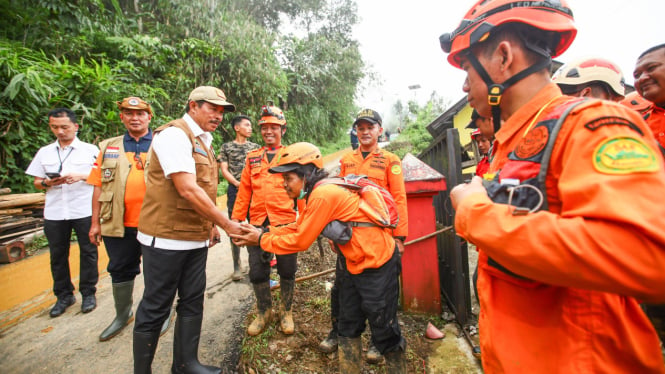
[553,57,625,97]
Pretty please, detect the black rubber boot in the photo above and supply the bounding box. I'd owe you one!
[231,241,243,281]
[100,280,134,341]
[279,279,295,334]
[171,315,221,374]
[247,282,272,336]
[384,346,407,374]
[338,336,362,373]
[133,330,159,374]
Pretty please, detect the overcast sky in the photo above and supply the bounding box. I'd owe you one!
[352,0,664,123]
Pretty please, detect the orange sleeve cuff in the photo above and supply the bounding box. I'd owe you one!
[454,192,493,240]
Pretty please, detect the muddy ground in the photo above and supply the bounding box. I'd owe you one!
[237,240,481,374]
[0,235,481,374]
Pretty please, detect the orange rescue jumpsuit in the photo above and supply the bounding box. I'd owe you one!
[339,148,408,238]
[262,184,394,274]
[646,105,665,149]
[455,83,665,373]
[231,146,297,225]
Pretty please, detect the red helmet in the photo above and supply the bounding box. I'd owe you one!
[440,0,577,68]
[471,128,483,139]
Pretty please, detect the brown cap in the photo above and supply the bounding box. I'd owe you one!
[188,86,236,112]
[117,97,153,115]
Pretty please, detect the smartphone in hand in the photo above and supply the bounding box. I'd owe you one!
[45,172,61,179]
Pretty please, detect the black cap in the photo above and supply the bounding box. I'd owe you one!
[269,163,301,174]
[353,108,382,127]
[465,109,481,129]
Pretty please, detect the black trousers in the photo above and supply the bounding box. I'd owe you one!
[337,247,404,354]
[43,217,98,299]
[102,227,142,283]
[247,244,297,283]
[226,184,239,217]
[134,244,208,333]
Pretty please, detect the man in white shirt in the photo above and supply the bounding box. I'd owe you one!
[133,86,242,374]
[26,108,100,317]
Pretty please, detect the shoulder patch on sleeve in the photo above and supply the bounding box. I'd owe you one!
[391,164,402,175]
[593,136,658,174]
[584,116,644,135]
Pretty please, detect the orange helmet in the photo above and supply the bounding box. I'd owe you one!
[440,0,577,68]
[270,142,324,173]
[552,57,625,97]
[620,91,653,119]
[258,101,286,126]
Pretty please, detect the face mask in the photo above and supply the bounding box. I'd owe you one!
[297,188,307,200]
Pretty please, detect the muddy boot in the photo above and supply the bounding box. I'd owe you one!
[231,241,243,281]
[279,279,295,335]
[171,314,221,374]
[100,280,134,342]
[318,329,338,353]
[384,347,407,374]
[247,282,272,336]
[365,342,383,364]
[133,330,159,374]
[338,336,362,374]
[160,306,175,336]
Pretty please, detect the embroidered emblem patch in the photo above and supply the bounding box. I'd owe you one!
[593,137,658,174]
[584,116,643,135]
[515,126,548,159]
[103,169,113,178]
[391,165,402,175]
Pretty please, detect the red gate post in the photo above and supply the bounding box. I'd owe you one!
[400,153,446,313]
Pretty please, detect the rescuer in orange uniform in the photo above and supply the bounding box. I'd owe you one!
[634,44,665,151]
[440,0,665,372]
[231,103,299,337]
[232,142,407,373]
[318,109,408,364]
[633,43,665,347]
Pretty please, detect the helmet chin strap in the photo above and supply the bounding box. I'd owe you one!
[465,52,552,133]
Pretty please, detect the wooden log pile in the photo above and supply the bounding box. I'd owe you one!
[0,188,45,263]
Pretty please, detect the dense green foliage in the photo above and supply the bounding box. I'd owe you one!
[384,97,446,159]
[0,0,364,192]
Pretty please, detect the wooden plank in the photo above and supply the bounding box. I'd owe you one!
[0,218,41,231]
[0,209,23,215]
[0,227,44,242]
[0,195,45,209]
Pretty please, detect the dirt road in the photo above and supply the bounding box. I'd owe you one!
[0,238,253,373]
[0,148,354,374]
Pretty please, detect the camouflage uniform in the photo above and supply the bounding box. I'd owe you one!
[220,141,260,189]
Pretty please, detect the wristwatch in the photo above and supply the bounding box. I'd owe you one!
[41,179,48,188]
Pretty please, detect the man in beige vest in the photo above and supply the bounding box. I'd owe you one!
[133,86,241,374]
[87,97,173,342]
